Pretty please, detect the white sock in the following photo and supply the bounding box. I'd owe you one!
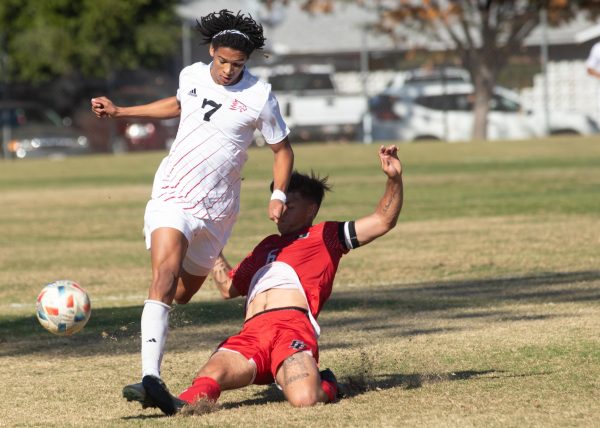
[140,299,170,379]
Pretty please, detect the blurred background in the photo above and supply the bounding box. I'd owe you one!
[2,0,600,159]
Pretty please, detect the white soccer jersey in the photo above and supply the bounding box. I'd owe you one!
[587,42,600,73]
[151,62,290,221]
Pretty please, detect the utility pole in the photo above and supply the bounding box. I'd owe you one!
[182,20,192,68]
[540,8,550,136]
[1,32,11,159]
[360,26,372,144]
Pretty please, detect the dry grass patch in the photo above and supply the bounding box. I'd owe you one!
[335,214,600,286]
[1,139,599,426]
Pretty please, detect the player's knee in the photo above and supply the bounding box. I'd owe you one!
[174,294,192,304]
[173,284,195,304]
[151,266,178,291]
[148,270,178,303]
[174,282,200,304]
[174,277,205,304]
[286,389,320,407]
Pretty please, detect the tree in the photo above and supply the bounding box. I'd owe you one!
[270,0,599,140]
[0,0,180,84]
[368,0,600,140]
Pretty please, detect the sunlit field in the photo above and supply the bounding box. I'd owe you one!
[1,137,599,427]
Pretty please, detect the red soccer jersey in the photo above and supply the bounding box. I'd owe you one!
[230,221,353,319]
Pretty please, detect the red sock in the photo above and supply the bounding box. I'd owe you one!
[321,379,337,403]
[178,376,221,404]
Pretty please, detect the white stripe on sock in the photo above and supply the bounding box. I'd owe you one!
[141,299,170,378]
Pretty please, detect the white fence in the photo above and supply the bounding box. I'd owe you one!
[520,60,600,122]
[338,62,600,124]
[333,70,399,96]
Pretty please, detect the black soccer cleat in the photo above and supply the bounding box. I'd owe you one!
[142,375,186,416]
[122,381,156,409]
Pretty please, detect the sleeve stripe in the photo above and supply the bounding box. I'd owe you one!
[338,222,346,247]
[340,221,360,250]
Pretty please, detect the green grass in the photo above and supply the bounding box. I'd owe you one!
[0,136,599,427]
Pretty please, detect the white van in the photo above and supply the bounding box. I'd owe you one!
[253,65,366,144]
[370,81,599,142]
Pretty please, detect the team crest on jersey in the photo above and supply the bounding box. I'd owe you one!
[230,99,247,112]
[266,249,279,263]
[289,340,307,350]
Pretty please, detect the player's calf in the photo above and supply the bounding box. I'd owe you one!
[178,376,221,404]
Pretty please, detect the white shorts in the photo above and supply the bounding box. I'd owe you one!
[143,199,236,276]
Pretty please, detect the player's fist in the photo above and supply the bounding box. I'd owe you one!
[91,97,117,118]
[378,145,402,179]
[268,199,286,223]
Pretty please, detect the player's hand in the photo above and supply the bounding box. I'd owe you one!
[378,145,402,180]
[91,96,118,118]
[268,199,286,223]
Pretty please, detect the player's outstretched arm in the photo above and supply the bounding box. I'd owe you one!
[587,67,600,79]
[268,137,294,223]
[353,145,403,247]
[90,96,181,119]
[211,253,240,299]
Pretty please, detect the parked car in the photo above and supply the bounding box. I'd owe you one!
[369,81,599,142]
[254,64,366,143]
[75,86,179,153]
[385,67,471,92]
[0,101,90,159]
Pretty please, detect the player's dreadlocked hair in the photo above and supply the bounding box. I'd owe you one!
[271,171,332,209]
[196,9,266,57]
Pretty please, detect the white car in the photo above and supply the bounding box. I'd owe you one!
[369,81,599,142]
[253,64,366,143]
[385,67,471,92]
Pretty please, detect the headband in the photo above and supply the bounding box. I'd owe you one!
[213,29,250,41]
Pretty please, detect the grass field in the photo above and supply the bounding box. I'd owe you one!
[0,137,599,427]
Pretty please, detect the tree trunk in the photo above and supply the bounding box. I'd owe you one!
[471,73,492,141]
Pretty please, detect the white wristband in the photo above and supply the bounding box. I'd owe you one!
[271,189,287,203]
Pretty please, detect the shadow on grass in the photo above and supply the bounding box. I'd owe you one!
[120,414,164,421]
[1,269,598,358]
[213,369,528,410]
[118,369,552,419]
[322,270,600,315]
[0,298,245,357]
[337,369,551,398]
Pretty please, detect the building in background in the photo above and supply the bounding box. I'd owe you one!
[177,1,600,120]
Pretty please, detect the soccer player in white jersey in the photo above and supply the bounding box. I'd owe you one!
[90,10,294,404]
[586,41,600,122]
[133,145,403,415]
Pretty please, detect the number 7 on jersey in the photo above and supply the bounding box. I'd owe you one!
[202,98,222,121]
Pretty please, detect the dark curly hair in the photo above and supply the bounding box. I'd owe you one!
[195,9,266,57]
[271,171,332,208]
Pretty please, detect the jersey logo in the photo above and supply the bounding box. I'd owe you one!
[230,99,247,112]
[289,340,307,350]
[298,232,310,239]
[266,249,279,264]
[188,88,197,97]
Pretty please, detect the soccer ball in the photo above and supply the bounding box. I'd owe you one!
[36,280,92,336]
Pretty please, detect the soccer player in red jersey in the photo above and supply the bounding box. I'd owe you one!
[90,10,294,403]
[141,145,403,415]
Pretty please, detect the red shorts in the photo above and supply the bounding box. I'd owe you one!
[217,307,319,385]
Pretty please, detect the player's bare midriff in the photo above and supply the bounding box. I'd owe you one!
[245,288,308,320]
